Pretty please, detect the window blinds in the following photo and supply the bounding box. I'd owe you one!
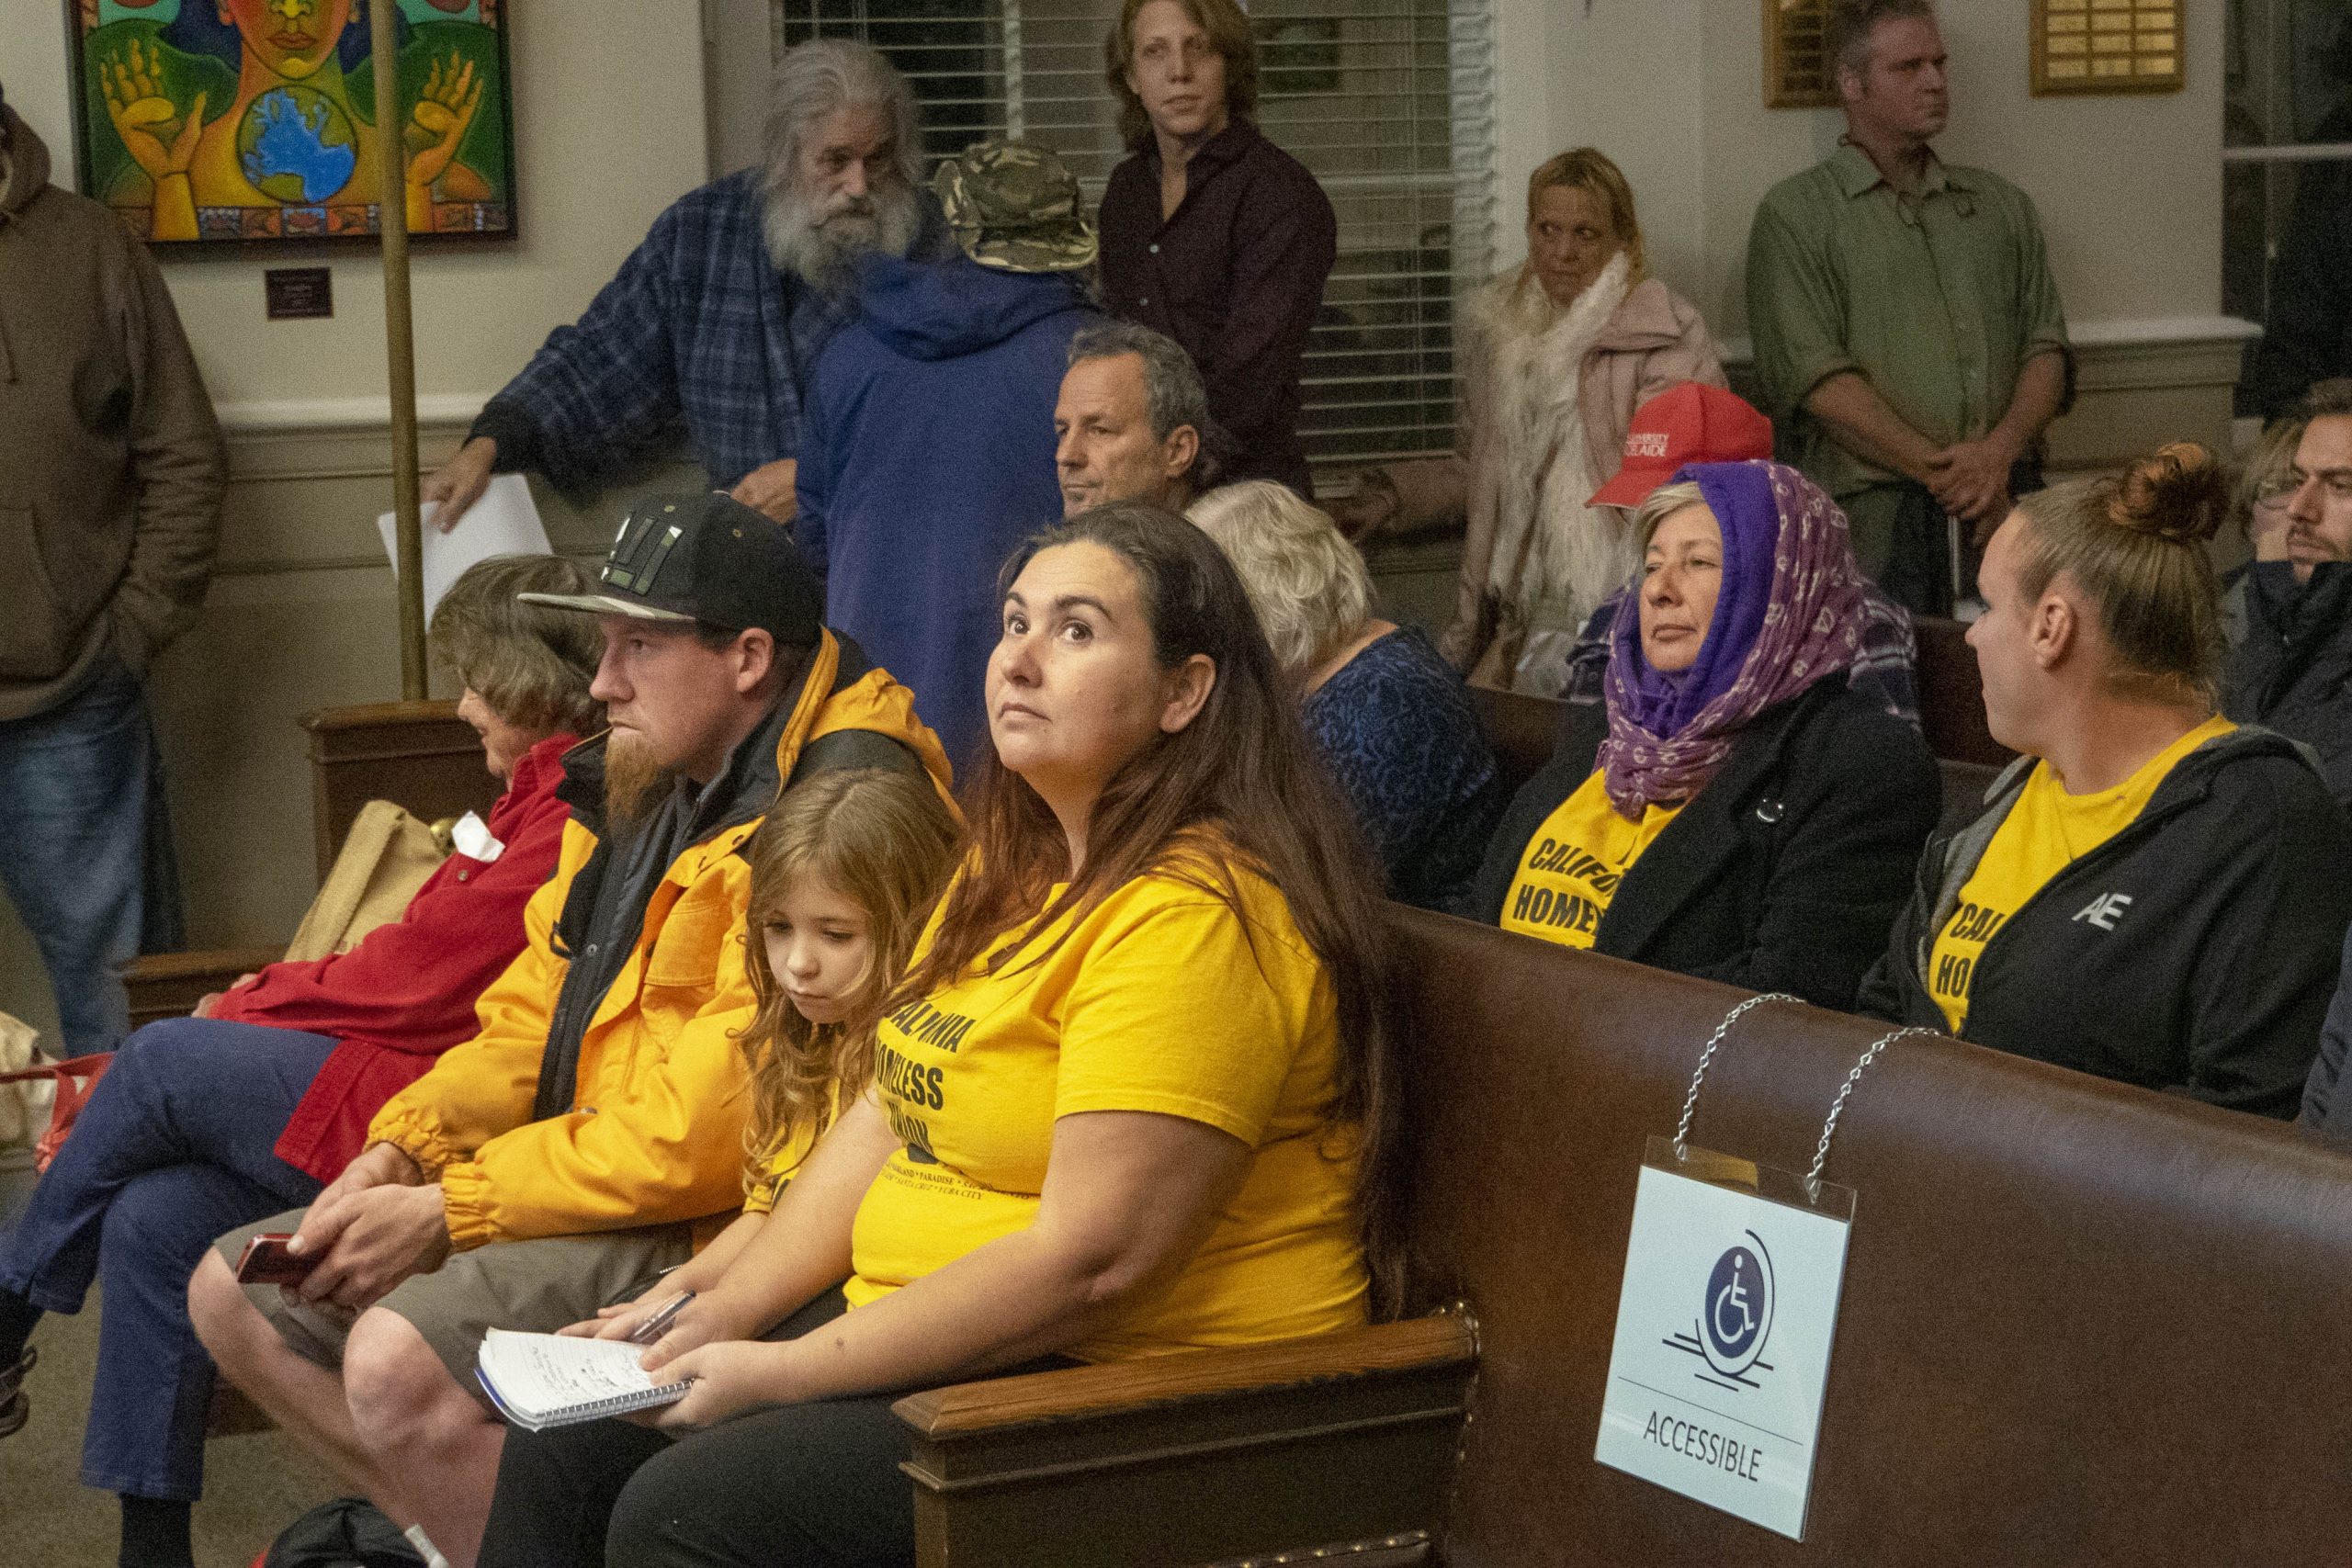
[775,0,1499,471]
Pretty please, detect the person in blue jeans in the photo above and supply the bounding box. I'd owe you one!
[0,555,599,1568]
[0,86,226,1056]
[0,662,179,1053]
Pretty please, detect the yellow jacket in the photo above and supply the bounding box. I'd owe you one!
[368,632,953,1249]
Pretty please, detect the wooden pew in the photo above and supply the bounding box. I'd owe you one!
[1464,682,1561,796]
[895,908,2352,1566]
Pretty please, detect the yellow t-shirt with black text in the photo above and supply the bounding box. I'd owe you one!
[1928,716,2233,1034]
[843,851,1366,1359]
[1501,770,1686,948]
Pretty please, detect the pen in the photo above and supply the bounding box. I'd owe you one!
[628,1291,695,1345]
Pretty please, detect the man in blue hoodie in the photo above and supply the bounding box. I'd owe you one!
[795,141,1102,766]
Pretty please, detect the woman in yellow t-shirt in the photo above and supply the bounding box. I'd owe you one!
[1860,444,2352,1114]
[479,502,1398,1568]
[1468,460,1938,1010]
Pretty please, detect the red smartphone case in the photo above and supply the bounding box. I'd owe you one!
[234,1232,317,1286]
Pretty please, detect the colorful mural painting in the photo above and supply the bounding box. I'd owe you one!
[66,0,515,246]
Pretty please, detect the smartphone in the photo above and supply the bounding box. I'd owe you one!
[233,1232,317,1286]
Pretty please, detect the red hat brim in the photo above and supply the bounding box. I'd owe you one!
[1588,460,1674,511]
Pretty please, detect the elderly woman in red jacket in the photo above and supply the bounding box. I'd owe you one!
[0,555,599,1568]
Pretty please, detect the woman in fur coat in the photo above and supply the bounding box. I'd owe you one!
[1338,149,1725,694]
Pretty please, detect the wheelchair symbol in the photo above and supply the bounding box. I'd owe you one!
[1701,1235,1774,1378]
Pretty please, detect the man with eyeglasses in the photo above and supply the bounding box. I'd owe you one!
[2223,378,2352,807]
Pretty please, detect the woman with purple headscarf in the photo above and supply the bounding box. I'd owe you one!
[1467,460,1939,1010]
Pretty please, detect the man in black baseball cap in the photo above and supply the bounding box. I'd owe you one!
[193,491,951,1563]
[518,490,823,645]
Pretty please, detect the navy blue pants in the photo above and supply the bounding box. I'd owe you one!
[0,1017,334,1499]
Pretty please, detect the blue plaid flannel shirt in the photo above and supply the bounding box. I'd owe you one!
[472,172,941,497]
[1560,581,1920,725]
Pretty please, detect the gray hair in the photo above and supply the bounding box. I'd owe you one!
[1826,0,1938,79]
[1187,480,1373,681]
[1632,480,1710,552]
[2301,378,2352,421]
[760,39,925,287]
[1067,321,1209,447]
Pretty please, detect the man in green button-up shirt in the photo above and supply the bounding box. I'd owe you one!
[1747,0,2070,615]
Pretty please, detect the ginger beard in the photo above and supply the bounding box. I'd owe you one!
[603,729,681,830]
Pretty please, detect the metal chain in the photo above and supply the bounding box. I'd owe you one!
[1673,992,1800,1159]
[1805,1027,1937,1195]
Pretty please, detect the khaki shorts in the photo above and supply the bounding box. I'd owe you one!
[214,1209,694,1408]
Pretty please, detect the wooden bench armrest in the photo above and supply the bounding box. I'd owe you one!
[894,1314,1476,1438]
[894,1315,1476,1568]
[123,947,288,1032]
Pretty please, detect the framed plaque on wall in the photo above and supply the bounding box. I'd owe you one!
[2033,0,2186,95]
[1765,0,1840,108]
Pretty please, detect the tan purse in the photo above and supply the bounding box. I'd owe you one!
[282,800,454,964]
[0,1010,46,1166]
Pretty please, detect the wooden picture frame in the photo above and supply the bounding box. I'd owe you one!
[1765,0,1839,109]
[2031,0,2185,96]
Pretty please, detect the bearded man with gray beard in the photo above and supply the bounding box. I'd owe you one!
[424,39,944,532]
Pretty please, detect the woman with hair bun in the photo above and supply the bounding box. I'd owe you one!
[1860,444,2352,1115]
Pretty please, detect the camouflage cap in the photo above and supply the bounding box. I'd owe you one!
[933,140,1098,274]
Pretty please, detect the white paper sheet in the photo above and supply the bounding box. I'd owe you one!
[377,474,553,618]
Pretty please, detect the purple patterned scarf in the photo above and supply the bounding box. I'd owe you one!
[1597,461,1869,817]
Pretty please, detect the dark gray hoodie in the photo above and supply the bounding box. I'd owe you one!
[0,105,225,720]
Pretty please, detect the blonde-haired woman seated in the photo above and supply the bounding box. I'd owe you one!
[1860,443,2352,1115]
[1333,146,1724,694]
[1190,480,1501,908]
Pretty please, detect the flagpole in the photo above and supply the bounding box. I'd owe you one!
[370,0,428,700]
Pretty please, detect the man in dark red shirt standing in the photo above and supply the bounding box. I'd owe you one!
[1097,0,1335,498]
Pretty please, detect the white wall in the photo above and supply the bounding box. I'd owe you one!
[1499,0,2225,336]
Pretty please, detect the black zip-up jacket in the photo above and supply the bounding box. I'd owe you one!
[2222,560,2352,809]
[1471,674,1939,1010]
[532,636,921,1119]
[1858,726,2352,1117]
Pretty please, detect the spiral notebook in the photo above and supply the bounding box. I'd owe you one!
[473,1327,691,1433]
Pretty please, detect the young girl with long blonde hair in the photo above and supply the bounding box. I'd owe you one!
[579,766,957,1314]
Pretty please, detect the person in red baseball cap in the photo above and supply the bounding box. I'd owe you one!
[1558,384,1921,722]
[1586,382,1775,510]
